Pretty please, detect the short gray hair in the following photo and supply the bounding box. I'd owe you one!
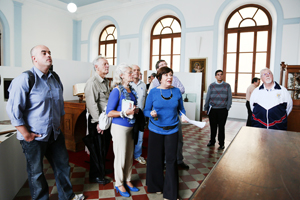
[112,63,132,87]
[93,55,106,71]
[260,68,272,78]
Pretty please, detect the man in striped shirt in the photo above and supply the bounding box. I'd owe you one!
[204,70,232,150]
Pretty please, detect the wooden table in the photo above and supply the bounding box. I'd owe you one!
[191,126,300,200]
[62,100,86,152]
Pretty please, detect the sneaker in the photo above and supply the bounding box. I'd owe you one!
[72,194,85,200]
[135,156,147,164]
[218,145,225,150]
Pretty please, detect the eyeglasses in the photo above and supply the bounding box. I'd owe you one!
[262,72,271,76]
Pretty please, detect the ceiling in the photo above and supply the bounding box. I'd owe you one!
[58,0,104,7]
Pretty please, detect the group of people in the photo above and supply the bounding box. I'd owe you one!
[6,44,293,200]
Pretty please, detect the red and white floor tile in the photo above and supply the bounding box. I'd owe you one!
[13,118,246,200]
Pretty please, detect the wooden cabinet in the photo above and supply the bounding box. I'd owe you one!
[280,62,300,132]
[61,100,87,152]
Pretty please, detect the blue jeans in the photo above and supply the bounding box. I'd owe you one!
[134,131,144,159]
[20,131,74,200]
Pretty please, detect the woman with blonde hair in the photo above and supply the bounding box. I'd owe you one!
[106,63,139,197]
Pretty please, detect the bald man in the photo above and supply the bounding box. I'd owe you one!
[250,68,293,130]
[6,45,84,200]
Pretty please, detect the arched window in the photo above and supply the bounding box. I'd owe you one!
[223,5,272,96]
[150,16,181,71]
[99,25,117,65]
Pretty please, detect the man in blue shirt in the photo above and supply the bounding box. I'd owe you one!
[6,45,84,200]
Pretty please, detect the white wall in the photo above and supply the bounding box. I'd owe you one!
[1,0,300,120]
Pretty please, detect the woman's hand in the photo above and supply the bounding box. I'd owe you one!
[150,110,157,118]
[126,107,135,116]
[134,106,139,114]
[181,115,188,123]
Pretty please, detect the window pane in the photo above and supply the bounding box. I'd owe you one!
[107,35,115,40]
[161,28,172,34]
[106,26,115,34]
[113,29,117,39]
[107,58,113,66]
[239,53,253,73]
[228,12,242,28]
[226,54,236,72]
[153,23,163,35]
[240,19,256,27]
[100,45,105,55]
[161,56,171,67]
[101,31,107,41]
[237,74,252,93]
[227,33,237,52]
[114,44,117,57]
[161,18,173,27]
[255,53,267,72]
[256,31,268,51]
[161,38,171,54]
[239,7,257,19]
[255,73,260,80]
[152,56,159,68]
[152,39,159,55]
[240,32,254,52]
[226,73,235,93]
[254,9,269,26]
[106,44,113,57]
[173,38,181,54]
[172,55,180,72]
[171,20,181,33]
[114,58,117,66]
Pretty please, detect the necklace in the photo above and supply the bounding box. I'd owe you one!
[160,88,173,100]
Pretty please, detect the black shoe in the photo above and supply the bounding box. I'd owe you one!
[207,142,215,147]
[218,145,225,150]
[89,177,110,185]
[178,162,190,170]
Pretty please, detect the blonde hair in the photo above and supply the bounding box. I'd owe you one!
[112,63,132,87]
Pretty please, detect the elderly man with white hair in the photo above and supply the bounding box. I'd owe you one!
[250,68,293,130]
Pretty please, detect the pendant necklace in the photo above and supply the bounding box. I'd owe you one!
[160,88,173,100]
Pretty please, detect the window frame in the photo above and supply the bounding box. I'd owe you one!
[98,24,117,65]
[223,4,272,97]
[150,15,181,70]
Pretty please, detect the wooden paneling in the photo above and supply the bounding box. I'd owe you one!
[61,100,86,152]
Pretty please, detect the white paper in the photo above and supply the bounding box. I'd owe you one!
[122,99,134,119]
[180,111,206,128]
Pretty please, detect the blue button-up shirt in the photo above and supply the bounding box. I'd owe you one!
[6,66,65,141]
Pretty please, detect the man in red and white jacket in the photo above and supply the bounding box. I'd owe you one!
[250,68,293,130]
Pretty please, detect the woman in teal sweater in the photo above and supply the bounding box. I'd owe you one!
[144,67,186,200]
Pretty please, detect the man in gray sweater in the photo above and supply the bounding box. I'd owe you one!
[204,70,232,150]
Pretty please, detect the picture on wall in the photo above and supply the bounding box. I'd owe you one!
[189,58,206,73]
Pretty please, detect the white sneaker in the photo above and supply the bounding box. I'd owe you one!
[72,194,85,200]
[135,156,147,164]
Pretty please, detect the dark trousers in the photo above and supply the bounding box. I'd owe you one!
[246,101,252,126]
[146,131,178,200]
[88,115,112,179]
[208,108,228,146]
[20,131,74,200]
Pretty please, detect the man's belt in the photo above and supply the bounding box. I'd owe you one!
[150,120,177,130]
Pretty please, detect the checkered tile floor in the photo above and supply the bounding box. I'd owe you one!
[13,118,246,200]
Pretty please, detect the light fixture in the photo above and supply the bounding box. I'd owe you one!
[67,3,77,13]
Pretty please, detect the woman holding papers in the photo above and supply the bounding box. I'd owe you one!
[144,67,187,200]
[106,63,139,197]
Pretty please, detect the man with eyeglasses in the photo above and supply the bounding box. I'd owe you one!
[250,68,293,130]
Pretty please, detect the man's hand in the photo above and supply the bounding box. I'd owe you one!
[16,125,41,142]
[23,132,41,142]
[97,124,104,134]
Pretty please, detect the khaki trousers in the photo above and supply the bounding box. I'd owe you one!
[111,123,134,186]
